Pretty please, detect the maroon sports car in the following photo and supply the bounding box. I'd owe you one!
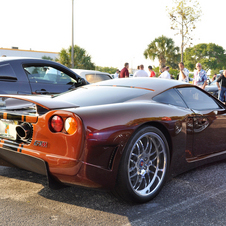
[0,78,226,203]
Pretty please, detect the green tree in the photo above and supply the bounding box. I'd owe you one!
[144,35,180,70]
[42,56,53,61]
[169,68,180,79]
[153,66,160,76]
[184,43,226,72]
[95,66,118,74]
[167,0,202,62]
[58,45,95,70]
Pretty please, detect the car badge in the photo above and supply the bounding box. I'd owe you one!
[34,140,48,148]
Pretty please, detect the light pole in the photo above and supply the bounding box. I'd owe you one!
[71,0,74,68]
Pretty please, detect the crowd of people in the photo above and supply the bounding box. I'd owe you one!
[115,62,208,89]
[114,62,226,103]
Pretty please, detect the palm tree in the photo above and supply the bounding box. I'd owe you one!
[144,36,180,70]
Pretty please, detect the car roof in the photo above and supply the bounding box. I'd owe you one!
[0,57,44,61]
[91,77,192,93]
[0,57,83,81]
[0,57,59,66]
[0,78,194,110]
[71,69,111,75]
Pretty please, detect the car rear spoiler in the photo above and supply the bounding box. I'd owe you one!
[0,94,78,115]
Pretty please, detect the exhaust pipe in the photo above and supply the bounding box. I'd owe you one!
[16,123,32,140]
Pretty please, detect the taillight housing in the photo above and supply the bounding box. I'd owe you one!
[65,117,77,135]
[49,115,78,135]
[50,115,64,132]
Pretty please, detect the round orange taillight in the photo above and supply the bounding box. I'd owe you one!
[50,115,64,132]
[65,117,77,134]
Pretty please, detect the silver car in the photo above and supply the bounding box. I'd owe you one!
[70,69,112,84]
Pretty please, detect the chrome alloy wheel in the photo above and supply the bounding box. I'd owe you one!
[128,132,167,197]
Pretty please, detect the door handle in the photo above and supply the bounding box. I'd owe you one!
[35,89,50,95]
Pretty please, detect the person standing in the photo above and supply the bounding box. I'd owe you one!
[216,70,226,103]
[178,62,189,82]
[160,66,166,74]
[133,65,140,75]
[193,63,207,89]
[148,65,156,77]
[113,69,120,79]
[119,63,129,78]
[133,64,148,77]
[159,66,171,79]
[212,73,217,82]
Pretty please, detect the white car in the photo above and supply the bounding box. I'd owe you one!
[70,69,112,84]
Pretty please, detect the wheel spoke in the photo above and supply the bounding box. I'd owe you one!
[134,176,141,189]
[149,149,157,157]
[132,152,138,158]
[130,158,136,165]
[137,140,145,154]
[136,142,141,155]
[144,138,151,153]
[130,170,138,178]
[150,155,157,162]
[129,166,136,173]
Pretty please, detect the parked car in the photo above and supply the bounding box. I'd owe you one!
[70,69,112,83]
[205,79,219,99]
[0,57,87,95]
[205,75,226,102]
[1,78,226,203]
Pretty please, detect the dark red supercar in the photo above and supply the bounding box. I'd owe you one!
[0,77,226,203]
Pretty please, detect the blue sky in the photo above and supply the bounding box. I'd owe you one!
[1,0,225,70]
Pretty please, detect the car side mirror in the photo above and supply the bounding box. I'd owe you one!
[78,78,89,85]
[82,78,89,85]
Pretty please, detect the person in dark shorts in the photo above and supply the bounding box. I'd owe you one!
[217,70,226,103]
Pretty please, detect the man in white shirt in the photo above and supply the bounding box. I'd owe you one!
[113,69,120,79]
[133,65,148,77]
[159,66,171,79]
[178,62,189,82]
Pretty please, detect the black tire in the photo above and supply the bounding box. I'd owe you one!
[114,126,170,203]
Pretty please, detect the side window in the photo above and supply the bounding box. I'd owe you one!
[24,66,76,85]
[177,87,220,110]
[153,89,187,108]
[0,64,17,80]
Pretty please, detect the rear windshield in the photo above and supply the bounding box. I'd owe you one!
[54,86,150,107]
[85,73,111,83]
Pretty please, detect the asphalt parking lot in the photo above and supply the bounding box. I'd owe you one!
[1,160,226,226]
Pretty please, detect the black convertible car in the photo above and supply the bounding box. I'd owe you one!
[0,57,87,95]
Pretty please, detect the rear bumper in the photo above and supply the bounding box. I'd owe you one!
[0,145,118,190]
[0,148,47,175]
[0,147,64,189]
[0,137,119,190]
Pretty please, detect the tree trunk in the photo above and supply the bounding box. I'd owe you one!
[181,42,183,62]
[159,55,166,72]
[181,9,184,63]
